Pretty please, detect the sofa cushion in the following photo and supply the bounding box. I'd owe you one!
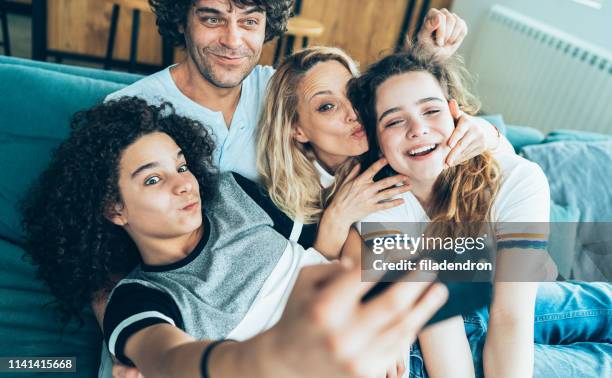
[0,238,102,377]
[479,113,507,136]
[0,56,142,85]
[548,202,581,279]
[521,140,612,280]
[506,125,546,151]
[0,63,128,242]
[521,140,612,222]
[544,129,611,144]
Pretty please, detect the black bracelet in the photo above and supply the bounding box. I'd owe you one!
[200,339,236,378]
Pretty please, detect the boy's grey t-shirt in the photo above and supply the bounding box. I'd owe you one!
[105,65,275,182]
[102,173,326,366]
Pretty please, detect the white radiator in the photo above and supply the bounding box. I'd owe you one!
[468,5,612,134]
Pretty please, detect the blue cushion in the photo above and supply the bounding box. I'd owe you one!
[479,114,507,136]
[544,129,611,144]
[548,202,581,278]
[478,114,548,151]
[522,140,612,279]
[521,140,612,222]
[0,56,142,85]
[0,63,128,242]
[506,125,546,151]
[0,239,101,377]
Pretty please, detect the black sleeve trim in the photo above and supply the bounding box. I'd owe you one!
[103,282,183,366]
[231,172,318,249]
[232,173,292,234]
[114,318,170,366]
[298,223,317,249]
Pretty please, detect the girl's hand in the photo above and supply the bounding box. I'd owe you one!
[445,100,501,167]
[327,158,411,228]
[270,263,447,378]
[112,364,143,378]
[383,353,407,378]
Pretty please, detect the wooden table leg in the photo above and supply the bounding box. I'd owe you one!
[31,0,47,61]
[0,0,11,56]
[104,4,120,70]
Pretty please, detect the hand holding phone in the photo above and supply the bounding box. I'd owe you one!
[362,267,491,326]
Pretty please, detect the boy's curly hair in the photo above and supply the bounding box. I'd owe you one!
[149,0,294,46]
[21,97,218,324]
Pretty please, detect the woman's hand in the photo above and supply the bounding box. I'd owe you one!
[416,8,468,59]
[328,158,410,227]
[445,100,504,167]
[315,158,410,258]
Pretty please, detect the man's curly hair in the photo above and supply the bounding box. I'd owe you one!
[21,97,218,324]
[149,0,294,47]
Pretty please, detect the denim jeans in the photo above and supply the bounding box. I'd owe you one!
[408,281,611,378]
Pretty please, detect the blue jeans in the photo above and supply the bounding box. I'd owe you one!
[408,282,611,378]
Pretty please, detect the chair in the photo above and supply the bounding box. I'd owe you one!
[273,16,324,65]
[103,0,151,72]
[0,0,11,56]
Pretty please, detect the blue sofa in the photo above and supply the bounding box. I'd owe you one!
[0,56,609,377]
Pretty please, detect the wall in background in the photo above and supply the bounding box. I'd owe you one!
[42,0,452,69]
[452,0,612,61]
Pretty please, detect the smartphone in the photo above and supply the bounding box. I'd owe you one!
[361,269,491,326]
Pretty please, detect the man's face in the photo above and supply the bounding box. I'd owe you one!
[184,0,266,88]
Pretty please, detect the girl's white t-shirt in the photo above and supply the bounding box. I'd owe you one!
[357,153,550,233]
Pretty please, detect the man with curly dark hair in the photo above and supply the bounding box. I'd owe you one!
[22,97,448,378]
[107,1,469,182]
[106,0,294,182]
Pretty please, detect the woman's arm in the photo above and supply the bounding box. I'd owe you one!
[419,316,475,378]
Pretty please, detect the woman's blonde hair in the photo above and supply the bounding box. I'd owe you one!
[257,46,360,223]
[348,49,501,233]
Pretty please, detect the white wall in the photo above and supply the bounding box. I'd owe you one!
[452,0,612,61]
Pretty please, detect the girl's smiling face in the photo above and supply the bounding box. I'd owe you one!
[375,71,455,183]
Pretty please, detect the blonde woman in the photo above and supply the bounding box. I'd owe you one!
[256,46,508,261]
[346,50,612,378]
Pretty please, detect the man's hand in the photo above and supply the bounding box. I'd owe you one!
[445,99,501,167]
[416,8,468,59]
